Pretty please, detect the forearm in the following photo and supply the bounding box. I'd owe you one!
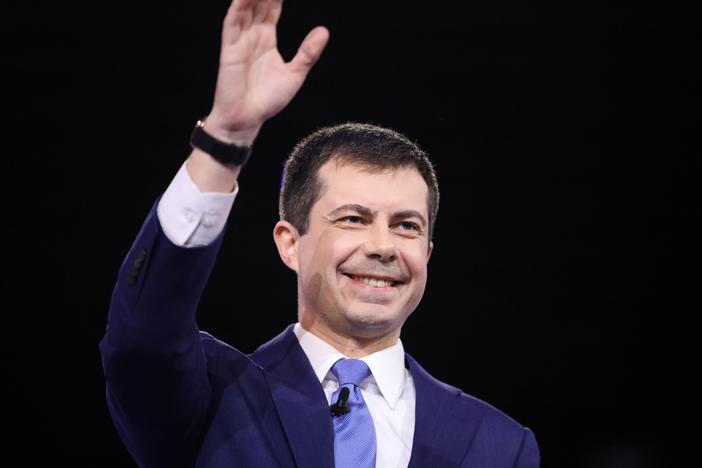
[103,204,226,345]
[99,204,226,466]
[101,108,258,468]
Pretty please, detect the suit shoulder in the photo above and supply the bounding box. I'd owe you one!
[407,353,530,434]
[199,331,264,380]
[455,388,529,435]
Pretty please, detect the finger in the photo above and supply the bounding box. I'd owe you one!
[222,0,254,44]
[252,0,273,24]
[289,26,330,74]
[228,0,256,32]
[232,0,254,12]
[264,0,283,25]
[225,0,254,24]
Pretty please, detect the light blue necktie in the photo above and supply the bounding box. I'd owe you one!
[330,358,376,468]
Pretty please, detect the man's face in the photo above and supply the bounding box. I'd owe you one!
[294,160,433,341]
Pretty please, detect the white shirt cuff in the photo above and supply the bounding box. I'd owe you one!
[156,161,238,247]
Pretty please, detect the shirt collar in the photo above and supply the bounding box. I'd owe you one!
[293,323,407,409]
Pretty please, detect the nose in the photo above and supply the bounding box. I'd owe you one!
[362,225,398,263]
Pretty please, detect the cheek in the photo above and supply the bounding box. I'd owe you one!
[405,253,430,296]
[404,243,430,274]
[304,273,324,302]
[300,232,357,278]
[301,237,359,306]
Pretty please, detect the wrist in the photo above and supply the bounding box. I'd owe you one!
[202,113,261,147]
[186,150,241,193]
[190,117,253,168]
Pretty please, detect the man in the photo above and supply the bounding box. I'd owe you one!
[100,1,540,467]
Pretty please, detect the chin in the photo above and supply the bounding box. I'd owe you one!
[342,309,404,337]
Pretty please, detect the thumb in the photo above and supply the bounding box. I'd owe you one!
[289,26,330,75]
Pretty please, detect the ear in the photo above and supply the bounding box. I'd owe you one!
[426,241,434,263]
[273,220,301,273]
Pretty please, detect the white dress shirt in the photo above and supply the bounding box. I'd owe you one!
[156,162,416,467]
[157,161,239,247]
[293,323,415,468]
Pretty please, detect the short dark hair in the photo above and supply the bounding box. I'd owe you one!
[279,122,439,239]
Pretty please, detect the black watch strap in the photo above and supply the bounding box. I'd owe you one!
[190,119,252,167]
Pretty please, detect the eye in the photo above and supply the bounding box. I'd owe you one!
[339,215,363,224]
[397,221,420,232]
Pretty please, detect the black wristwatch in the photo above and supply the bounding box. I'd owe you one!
[190,118,252,167]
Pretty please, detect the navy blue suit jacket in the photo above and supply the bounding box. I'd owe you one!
[100,204,540,467]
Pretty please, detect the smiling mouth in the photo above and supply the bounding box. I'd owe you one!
[344,274,402,288]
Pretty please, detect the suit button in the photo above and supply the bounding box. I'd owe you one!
[127,248,147,287]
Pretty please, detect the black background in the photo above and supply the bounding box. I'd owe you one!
[11,1,699,467]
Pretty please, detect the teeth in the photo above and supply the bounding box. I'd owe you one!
[353,276,394,287]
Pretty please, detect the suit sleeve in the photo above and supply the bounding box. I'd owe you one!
[513,427,541,468]
[99,200,227,467]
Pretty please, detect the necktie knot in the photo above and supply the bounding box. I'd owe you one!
[331,358,371,387]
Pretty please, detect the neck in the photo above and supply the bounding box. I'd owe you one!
[299,318,400,358]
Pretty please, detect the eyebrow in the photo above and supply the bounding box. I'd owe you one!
[326,204,373,218]
[326,204,427,227]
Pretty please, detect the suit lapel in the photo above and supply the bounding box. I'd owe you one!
[251,325,334,468]
[251,328,484,467]
[406,354,484,467]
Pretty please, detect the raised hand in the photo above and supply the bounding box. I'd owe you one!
[206,0,329,145]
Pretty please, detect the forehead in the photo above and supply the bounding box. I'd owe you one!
[314,159,430,215]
